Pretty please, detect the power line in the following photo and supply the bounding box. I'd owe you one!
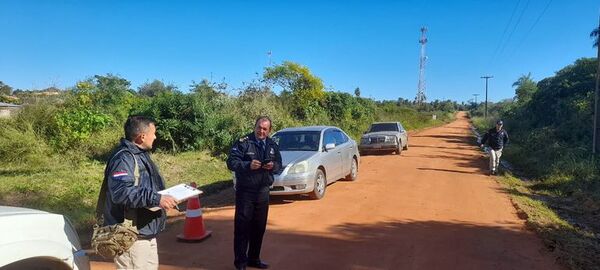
[490,0,522,64]
[507,0,553,59]
[498,0,531,58]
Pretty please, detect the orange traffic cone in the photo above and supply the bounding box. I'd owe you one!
[177,182,212,242]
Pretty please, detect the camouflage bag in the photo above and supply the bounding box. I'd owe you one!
[91,219,138,259]
[92,149,140,259]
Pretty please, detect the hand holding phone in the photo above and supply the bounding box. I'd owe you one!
[262,160,274,170]
[250,159,262,170]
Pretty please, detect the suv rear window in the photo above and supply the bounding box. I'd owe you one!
[369,123,399,132]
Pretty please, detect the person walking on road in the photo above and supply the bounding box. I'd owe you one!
[99,116,178,269]
[480,120,509,175]
[227,116,283,270]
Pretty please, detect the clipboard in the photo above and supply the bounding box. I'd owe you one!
[147,183,203,211]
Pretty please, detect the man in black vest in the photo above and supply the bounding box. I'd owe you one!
[227,116,283,270]
[480,120,509,175]
[102,115,178,269]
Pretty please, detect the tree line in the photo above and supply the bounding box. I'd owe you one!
[0,61,462,164]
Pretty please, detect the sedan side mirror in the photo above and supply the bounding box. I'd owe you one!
[325,143,336,151]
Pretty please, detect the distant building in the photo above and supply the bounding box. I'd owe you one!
[0,102,22,118]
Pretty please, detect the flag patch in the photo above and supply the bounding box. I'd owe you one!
[112,171,128,177]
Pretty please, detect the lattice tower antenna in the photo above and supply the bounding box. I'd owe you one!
[415,27,428,105]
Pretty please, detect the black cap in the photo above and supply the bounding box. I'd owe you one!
[496,120,504,125]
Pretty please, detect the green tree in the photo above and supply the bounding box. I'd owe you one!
[138,80,177,97]
[191,79,227,100]
[91,74,137,122]
[512,73,538,105]
[263,61,325,119]
[0,81,13,96]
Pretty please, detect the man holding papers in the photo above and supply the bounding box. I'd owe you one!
[227,116,283,270]
[100,116,178,270]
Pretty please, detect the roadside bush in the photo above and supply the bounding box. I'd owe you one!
[53,108,113,150]
[134,90,243,154]
[48,76,139,152]
[324,92,376,138]
[0,122,52,165]
[13,99,61,140]
[80,128,122,161]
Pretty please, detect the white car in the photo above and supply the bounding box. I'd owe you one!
[233,126,360,200]
[0,206,90,270]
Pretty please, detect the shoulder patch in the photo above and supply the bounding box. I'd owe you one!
[112,171,129,178]
[239,136,248,142]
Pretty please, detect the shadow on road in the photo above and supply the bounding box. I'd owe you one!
[408,144,475,150]
[128,219,560,270]
[406,154,476,162]
[417,167,479,175]
[359,151,396,156]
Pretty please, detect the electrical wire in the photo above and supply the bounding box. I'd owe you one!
[507,0,554,59]
[498,0,531,57]
[490,0,522,65]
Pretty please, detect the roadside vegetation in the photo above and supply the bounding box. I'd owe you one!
[0,61,459,231]
[469,56,600,270]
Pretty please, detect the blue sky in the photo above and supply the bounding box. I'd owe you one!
[0,1,598,103]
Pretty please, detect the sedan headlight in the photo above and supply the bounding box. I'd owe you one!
[289,160,308,174]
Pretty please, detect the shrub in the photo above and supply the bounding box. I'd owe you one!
[0,121,52,165]
[53,108,113,150]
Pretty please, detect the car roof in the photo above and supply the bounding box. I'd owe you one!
[276,126,338,132]
[371,122,400,124]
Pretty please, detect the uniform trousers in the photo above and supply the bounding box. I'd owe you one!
[234,188,270,267]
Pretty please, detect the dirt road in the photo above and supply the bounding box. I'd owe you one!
[92,112,561,269]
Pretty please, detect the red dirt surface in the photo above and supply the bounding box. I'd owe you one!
[92,112,562,270]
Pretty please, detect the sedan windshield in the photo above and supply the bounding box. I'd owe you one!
[369,123,399,132]
[272,131,320,151]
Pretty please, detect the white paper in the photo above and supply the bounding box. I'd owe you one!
[147,184,203,211]
[158,183,203,201]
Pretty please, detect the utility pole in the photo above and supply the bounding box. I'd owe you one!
[473,94,479,104]
[415,27,428,105]
[267,51,272,66]
[593,16,600,154]
[481,76,493,118]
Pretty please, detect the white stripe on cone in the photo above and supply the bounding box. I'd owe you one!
[186,208,203,218]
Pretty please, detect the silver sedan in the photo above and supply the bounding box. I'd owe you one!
[359,122,408,155]
[269,126,360,199]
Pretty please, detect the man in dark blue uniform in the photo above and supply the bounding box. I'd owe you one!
[100,115,178,269]
[227,116,283,270]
